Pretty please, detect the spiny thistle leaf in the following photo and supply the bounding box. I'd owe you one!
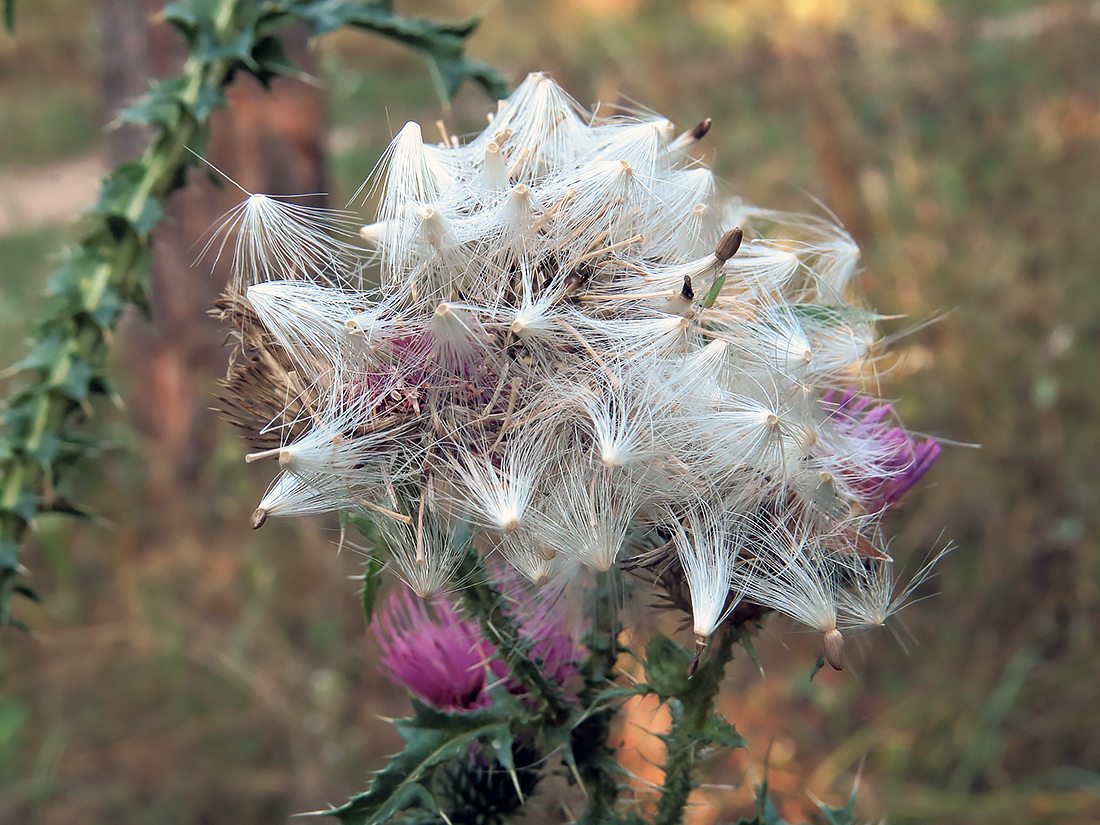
[644,635,693,699]
[732,773,794,825]
[356,531,385,631]
[698,713,746,750]
[278,1,507,99]
[307,701,516,825]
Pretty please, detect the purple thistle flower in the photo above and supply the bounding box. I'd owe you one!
[373,589,493,711]
[822,389,941,513]
[373,578,581,712]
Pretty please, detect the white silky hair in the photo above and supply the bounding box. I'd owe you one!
[219,73,936,634]
[245,280,366,379]
[666,500,744,639]
[208,193,364,291]
[445,427,552,535]
[838,547,951,631]
[534,451,638,572]
[371,503,469,599]
[730,515,845,636]
[492,528,582,588]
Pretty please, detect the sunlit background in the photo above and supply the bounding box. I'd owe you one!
[2,0,1099,822]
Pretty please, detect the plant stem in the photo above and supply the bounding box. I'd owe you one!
[0,0,241,623]
[454,547,572,725]
[575,570,622,825]
[654,628,735,825]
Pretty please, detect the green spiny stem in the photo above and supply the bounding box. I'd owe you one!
[653,629,736,825]
[0,0,504,628]
[0,0,240,623]
[454,547,572,725]
[575,570,623,825]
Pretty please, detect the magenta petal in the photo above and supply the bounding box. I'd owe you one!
[372,574,582,712]
[821,390,940,512]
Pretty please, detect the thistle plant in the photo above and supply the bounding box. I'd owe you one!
[214,73,942,823]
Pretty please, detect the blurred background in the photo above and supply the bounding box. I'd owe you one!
[2,0,1099,822]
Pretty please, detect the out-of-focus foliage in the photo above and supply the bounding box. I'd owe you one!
[0,0,502,632]
[1,0,1097,823]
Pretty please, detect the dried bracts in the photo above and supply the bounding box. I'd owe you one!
[213,73,940,667]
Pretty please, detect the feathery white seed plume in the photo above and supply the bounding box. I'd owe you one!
[216,72,938,663]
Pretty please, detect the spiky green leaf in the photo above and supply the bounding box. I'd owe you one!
[643,635,693,699]
[309,702,515,825]
[815,783,858,825]
[359,552,384,630]
[698,714,747,750]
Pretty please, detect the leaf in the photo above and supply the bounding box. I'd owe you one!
[703,271,726,308]
[53,357,94,404]
[2,0,13,32]
[241,35,296,86]
[752,767,796,825]
[698,714,746,750]
[199,26,258,66]
[13,583,40,603]
[643,634,693,699]
[10,335,65,375]
[0,538,20,571]
[589,683,653,707]
[1,489,39,524]
[286,1,507,100]
[359,552,384,630]
[27,431,62,466]
[736,625,763,674]
[161,2,198,44]
[95,162,165,238]
[309,701,515,825]
[348,511,385,549]
[119,77,188,131]
[191,85,224,123]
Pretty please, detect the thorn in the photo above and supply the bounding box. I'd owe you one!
[508,767,524,803]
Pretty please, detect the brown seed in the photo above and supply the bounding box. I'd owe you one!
[715,227,744,262]
[689,635,707,676]
[691,117,713,141]
[823,628,845,671]
[251,508,268,529]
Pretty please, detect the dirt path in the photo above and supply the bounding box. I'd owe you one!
[0,152,108,236]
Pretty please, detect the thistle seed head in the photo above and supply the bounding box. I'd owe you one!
[213,73,941,653]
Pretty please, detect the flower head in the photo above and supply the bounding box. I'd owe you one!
[373,573,580,710]
[216,73,941,665]
[373,589,491,711]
